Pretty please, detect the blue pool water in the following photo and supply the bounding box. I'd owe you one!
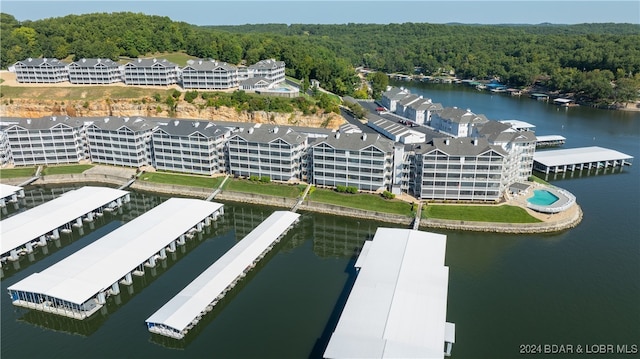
[527,189,559,206]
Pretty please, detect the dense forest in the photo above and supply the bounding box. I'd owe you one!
[1,12,639,105]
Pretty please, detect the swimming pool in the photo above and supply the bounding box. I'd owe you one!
[527,189,559,206]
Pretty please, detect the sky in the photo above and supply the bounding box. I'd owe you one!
[1,1,638,26]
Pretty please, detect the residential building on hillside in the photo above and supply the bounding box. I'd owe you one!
[247,59,286,84]
[181,59,239,90]
[68,58,122,84]
[311,132,395,192]
[0,130,11,167]
[85,116,155,167]
[395,94,423,118]
[408,137,508,201]
[0,116,85,166]
[151,119,231,176]
[430,107,489,137]
[405,98,443,125]
[227,124,308,181]
[13,58,68,83]
[380,87,410,112]
[123,58,179,86]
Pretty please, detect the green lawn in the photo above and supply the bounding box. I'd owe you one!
[529,175,550,185]
[224,179,303,198]
[140,172,223,188]
[423,204,541,223]
[42,164,94,175]
[309,188,414,216]
[0,167,36,179]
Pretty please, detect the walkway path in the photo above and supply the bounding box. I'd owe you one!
[412,202,423,230]
[206,175,229,201]
[291,184,313,212]
[17,166,42,187]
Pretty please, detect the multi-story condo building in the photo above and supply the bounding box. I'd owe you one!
[0,116,85,166]
[405,98,443,125]
[247,59,286,84]
[311,132,395,192]
[181,59,239,90]
[409,137,508,201]
[13,58,68,83]
[68,58,121,84]
[380,87,410,112]
[395,94,423,118]
[227,124,307,181]
[151,119,231,176]
[123,58,178,86]
[0,130,13,167]
[430,107,489,137]
[85,116,155,167]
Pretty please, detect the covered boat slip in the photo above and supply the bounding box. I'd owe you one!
[1,186,130,262]
[0,183,25,208]
[7,198,224,320]
[533,146,633,174]
[145,211,301,340]
[324,228,455,359]
[535,135,566,148]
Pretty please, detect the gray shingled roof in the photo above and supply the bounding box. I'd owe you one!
[477,121,537,143]
[85,116,156,132]
[311,131,394,153]
[183,59,237,71]
[125,58,177,68]
[230,124,306,146]
[0,116,83,131]
[15,58,67,68]
[248,59,285,70]
[414,137,507,157]
[398,94,422,106]
[409,98,443,112]
[69,58,119,68]
[153,119,229,138]
[435,107,489,124]
[382,87,409,100]
[240,77,271,87]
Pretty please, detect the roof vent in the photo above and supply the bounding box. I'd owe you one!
[26,118,31,124]
[335,132,341,139]
[51,116,57,121]
[248,127,254,134]
[273,126,279,134]
[174,120,179,126]
[193,122,200,128]
[445,138,450,145]
[473,138,478,146]
[138,58,142,63]
[362,133,367,141]
[104,117,110,123]
[82,58,86,63]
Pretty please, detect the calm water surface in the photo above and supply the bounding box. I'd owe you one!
[1,83,639,358]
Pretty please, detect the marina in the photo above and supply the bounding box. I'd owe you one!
[0,186,129,264]
[145,211,300,340]
[7,198,224,320]
[324,228,454,359]
[533,146,633,174]
[535,135,566,148]
[0,183,24,208]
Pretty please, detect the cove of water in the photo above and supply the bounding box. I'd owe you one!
[1,82,639,358]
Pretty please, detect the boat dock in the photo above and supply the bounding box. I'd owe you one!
[0,183,25,208]
[533,146,633,174]
[7,198,224,320]
[145,210,300,340]
[1,186,129,264]
[535,135,566,148]
[324,228,455,358]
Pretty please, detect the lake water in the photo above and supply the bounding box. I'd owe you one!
[2,82,639,358]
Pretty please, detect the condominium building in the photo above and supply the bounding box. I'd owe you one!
[0,130,13,167]
[430,107,489,137]
[247,59,286,84]
[405,98,443,125]
[13,58,68,83]
[311,132,395,192]
[68,58,122,84]
[408,137,508,201]
[123,58,179,86]
[181,59,239,90]
[151,119,231,176]
[380,87,410,112]
[227,124,307,181]
[85,116,155,167]
[0,116,85,166]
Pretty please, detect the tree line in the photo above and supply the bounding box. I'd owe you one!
[1,12,639,105]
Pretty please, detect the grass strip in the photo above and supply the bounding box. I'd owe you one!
[140,172,223,188]
[309,188,414,216]
[0,167,36,179]
[42,164,94,175]
[423,204,541,223]
[224,179,302,198]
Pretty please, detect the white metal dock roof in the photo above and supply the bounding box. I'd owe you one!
[533,146,633,167]
[536,135,566,142]
[324,228,451,359]
[1,186,128,255]
[7,198,223,305]
[0,183,23,199]
[145,210,300,333]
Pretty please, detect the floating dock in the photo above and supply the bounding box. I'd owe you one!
[324,228,455,359]
[535,135,566,148]
[1,186,129,263]
[0,183,25,208]
[533,146,633,174]
[145,210,300,340]
[7,198,224,320]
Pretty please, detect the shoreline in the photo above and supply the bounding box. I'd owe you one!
[2,171,583,234]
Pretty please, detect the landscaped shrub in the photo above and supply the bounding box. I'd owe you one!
[336,185,347,193]
[260,176,271,183]
[346,186,358,194]
[382,190,395,199]
[249,175,260,181]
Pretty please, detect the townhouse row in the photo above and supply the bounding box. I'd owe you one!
[11,57,286,91]
[1,109,536,202]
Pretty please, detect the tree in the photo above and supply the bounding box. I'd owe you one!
[368,71,389,99]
